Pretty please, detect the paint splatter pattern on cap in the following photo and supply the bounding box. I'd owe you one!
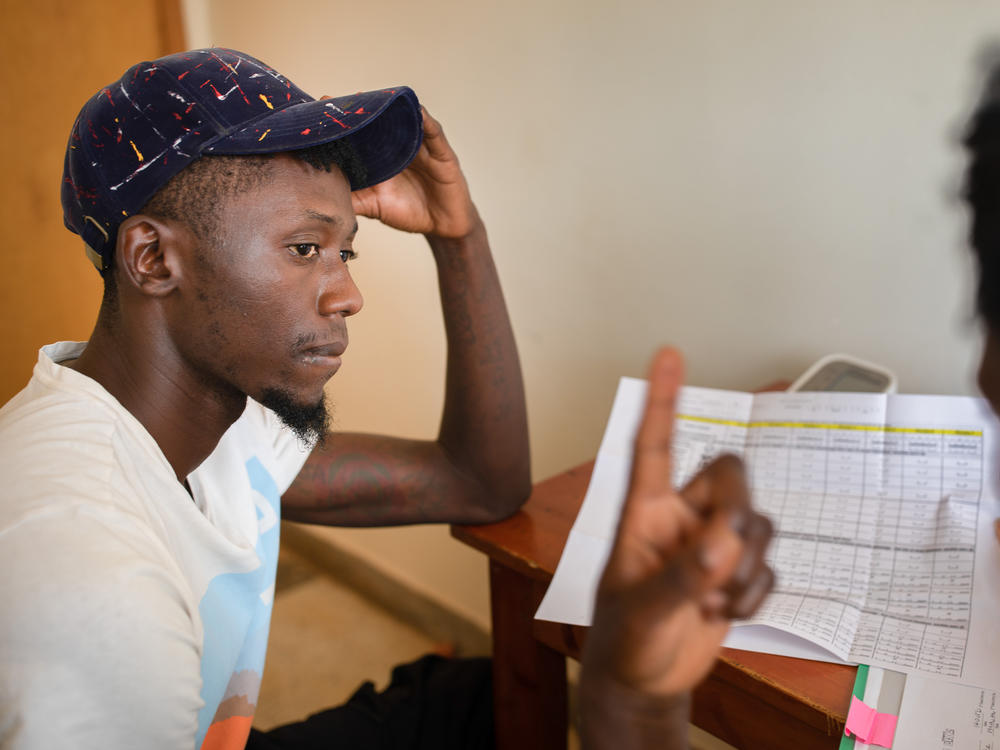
[62,48,421,272]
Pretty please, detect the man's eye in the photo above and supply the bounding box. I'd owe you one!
[289,243,319,258]
[340,249,358,263]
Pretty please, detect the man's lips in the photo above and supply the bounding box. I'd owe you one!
[300,342,346,366]
[304,343,346,357]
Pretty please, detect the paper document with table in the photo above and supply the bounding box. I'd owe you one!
[536,378,1000,746]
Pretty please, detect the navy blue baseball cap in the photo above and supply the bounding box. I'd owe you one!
[62,48,422,274]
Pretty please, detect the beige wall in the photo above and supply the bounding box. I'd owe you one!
[195,0,1000,628]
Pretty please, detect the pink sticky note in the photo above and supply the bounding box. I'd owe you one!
[869,713,898,748]
[845,696,898,748]
[846,695,877,739]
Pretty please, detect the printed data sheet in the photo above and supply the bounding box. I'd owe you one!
[536,378,1000,691]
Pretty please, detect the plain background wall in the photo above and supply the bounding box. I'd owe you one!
[189,0,1000,629]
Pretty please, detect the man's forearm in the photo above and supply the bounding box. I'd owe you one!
[427,213,531,519]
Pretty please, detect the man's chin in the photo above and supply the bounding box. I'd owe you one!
[258,387,330,448]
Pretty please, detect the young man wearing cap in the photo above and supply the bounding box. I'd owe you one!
[0,46,527,749]
[0,47,774,750]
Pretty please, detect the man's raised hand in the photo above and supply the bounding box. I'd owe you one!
[350,107,479,240]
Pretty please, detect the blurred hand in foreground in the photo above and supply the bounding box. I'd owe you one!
[580,348,775,749]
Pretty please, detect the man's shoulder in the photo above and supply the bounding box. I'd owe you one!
[0,368,118,480]
[0,389,188,605]
[0,376,193,622]
[2,365,126,469]
[1,341,122,443]
[0,355,176,531]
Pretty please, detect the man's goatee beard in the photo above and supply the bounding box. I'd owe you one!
[258,387,330,448]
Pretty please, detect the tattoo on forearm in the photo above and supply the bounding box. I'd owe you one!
[289,441,472,525]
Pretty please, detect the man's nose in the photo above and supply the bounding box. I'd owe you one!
[318,264,363,318]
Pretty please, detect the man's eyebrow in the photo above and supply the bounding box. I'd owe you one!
[303,210,340,225]
[302,211,359,237]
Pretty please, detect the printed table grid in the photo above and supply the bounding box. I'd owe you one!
[672,414,983,679]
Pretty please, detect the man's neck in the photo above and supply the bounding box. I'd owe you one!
[66,324,246,484]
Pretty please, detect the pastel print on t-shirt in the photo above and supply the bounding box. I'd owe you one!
[196,456,280,750]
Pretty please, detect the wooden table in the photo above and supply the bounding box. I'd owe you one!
[451,460,857,750]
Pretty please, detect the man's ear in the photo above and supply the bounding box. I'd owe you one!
[116,215,184,297]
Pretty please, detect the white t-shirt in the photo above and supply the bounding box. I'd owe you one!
[0,342,312,749]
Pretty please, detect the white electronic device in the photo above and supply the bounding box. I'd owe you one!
[788,353,897,394]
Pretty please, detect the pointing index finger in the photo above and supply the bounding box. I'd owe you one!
[628,348,685,501]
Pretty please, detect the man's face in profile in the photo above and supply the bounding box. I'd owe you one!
[165,155,363,444]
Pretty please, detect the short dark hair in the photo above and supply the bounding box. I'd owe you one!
[964,57,1000,330]
[98,139,367,310]
[141,139,367,252]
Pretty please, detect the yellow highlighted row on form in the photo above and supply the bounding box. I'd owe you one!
[676,414,981,437]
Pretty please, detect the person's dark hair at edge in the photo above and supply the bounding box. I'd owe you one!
[98,138,367,312]
[94,138,367,447]
[965,55,1000,330]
